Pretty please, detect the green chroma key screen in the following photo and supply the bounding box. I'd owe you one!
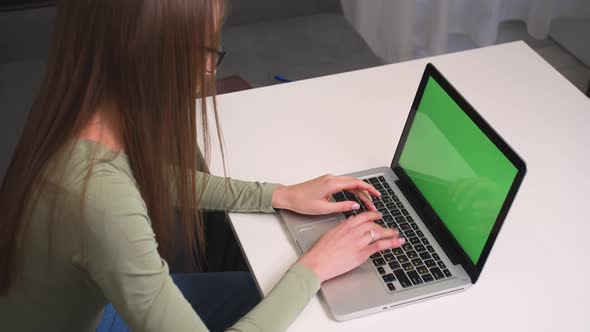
[399,77,518,264]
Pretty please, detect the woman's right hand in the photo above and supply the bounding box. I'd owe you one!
[298,211,405,283]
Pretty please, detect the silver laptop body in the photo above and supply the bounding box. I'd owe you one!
[280,166,472,321]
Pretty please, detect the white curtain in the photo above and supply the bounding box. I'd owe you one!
[341,0,590,63]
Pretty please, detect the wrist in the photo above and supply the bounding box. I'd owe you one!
[298,254,325,283]
[271,184,291,210]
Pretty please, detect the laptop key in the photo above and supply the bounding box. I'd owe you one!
[381,249,392,255]
[411,258,423,267]
[374,184,384,191]
[333,192,346,201]
[383,182,391,189]
[432,253,440,261]
[377,267,386,275]
[417,230,425,238]
[387,222,398,229]
[373,258,386,266]
[406,250,418,259]
[402,263,414,272]
[393,269,412,288]
[407,270,423,285]
[430,267,445,280]
[422,238,430,245]
[382,273,396,283]
[382,196,392,203]
[387,283,396,291]
[391,210,402,217]
[422,273,434,282]
[397,255,409,263]
[387,189,395,196]
[344,191,356,199]
[370,253,381,259]
[443,269,452,277]
[389,261,401,270]
[383,215,394,222]
[392,196,400,202]
[409,237,421,245]
[378,208,388,215]
[438,261,447,269]
[425,259,436,268]
[414,244,426,252]
[406,216,414,222]
[401,209,409,216]
[374,202,385,209]
[419,252,432,260]
[369,178,380,184]
[411,223,419,230]
[396,202,404,209]
[392,247,404,256]
[395,216,405,222]
[417,266,429,274]
[385,202,397,209]
[401,243,413,252]
[400,223,411,231]
[426,245,435,253]
[384,254,395,262]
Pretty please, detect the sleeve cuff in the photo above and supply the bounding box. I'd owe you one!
[288,262,321,294]
[261,183,280,213]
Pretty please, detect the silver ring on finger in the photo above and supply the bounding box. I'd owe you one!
[369,229,375,245]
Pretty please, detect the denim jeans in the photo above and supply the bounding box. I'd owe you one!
[96,210,260,332]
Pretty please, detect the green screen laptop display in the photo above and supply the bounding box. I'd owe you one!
[399,77,518,265]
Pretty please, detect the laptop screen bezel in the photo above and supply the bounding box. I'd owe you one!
[390,63,527,283]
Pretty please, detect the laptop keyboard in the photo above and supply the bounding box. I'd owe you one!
[332,176,452,293]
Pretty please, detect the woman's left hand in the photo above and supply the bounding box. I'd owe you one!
[272,174,380,215]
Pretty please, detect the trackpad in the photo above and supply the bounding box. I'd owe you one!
[294,218,340,253]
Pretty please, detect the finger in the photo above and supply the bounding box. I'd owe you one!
[344,211,382,228]
[353,189,377,211]
[325,177,381,197]
[362,226,399,247]
[364,237,406,257]
[356,223,399,242]
[321,200,363,214]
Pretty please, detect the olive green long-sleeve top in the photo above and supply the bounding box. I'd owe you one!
[0,139,320,331]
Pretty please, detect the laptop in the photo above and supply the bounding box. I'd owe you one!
[279,63,526,321]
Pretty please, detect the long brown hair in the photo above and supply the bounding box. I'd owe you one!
[0,0,226,293]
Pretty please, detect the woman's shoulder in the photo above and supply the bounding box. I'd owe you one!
[44,139,146,218]
[64,141,153,254]
[45,139,135,190]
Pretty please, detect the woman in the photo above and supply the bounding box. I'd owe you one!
[0,1,404,331]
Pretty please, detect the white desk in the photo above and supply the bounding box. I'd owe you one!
[209,42,590,331]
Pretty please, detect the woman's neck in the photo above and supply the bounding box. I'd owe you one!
[78,103,124,152]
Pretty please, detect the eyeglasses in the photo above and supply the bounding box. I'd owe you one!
[205,43,226,67]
